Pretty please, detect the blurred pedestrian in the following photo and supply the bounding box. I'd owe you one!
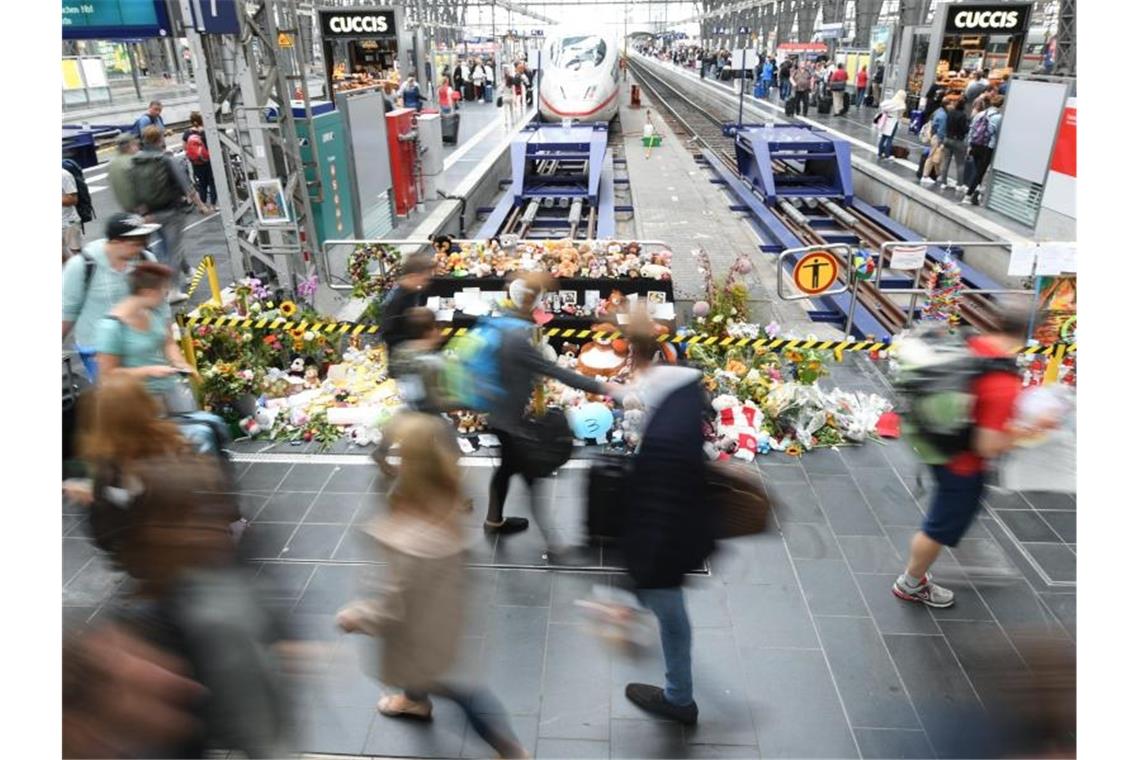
[792,63,812,116]
[939,98,970,191]
[133,124,208,300]
[132,100,165,138]
[182,112,216,212]
[481,273,619,557]
[376,251,435,355]
[620,326,714,725]
[874,90,907,160]
[855,65,869,107]
[643,109,657,159]
[63,212,162,381]
[893,307,1049,608]
[108,132,140,212]
[62,166,83,263]
[94,262,196,402]
[963,94,1003,206]
[829,63,849,114]
[337,413,529,758]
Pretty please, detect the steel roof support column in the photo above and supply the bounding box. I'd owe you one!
[854,0,885,47]
[1053,0,1075,74]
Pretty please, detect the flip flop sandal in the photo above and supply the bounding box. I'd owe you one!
[378,695,433,720]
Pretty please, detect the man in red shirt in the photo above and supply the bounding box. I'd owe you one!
[830,65,849,115]
[893,308,1047,608]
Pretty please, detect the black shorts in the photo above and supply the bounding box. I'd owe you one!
[921,465,986,547]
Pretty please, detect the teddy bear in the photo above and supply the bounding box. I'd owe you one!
[348,424,383,447]
[303,365,321,390]
[455,411,480,435]
[640,263,670,280]
[554,246,579,278]
[711,394,768,461]
[557,343,580,369]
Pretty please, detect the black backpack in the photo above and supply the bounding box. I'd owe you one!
[62,159,95,228]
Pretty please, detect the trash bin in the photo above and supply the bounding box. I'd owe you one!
[441,111,460,145]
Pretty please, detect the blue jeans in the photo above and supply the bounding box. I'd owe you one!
[404,684,521,755]
[878,124,899,158]
[780,80,791,100]
[637,587,693,706]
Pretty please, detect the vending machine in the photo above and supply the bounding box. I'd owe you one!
[385,108,419,217]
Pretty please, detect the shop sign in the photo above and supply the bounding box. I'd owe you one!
[944,3,1032,35]
[318,8,397,39]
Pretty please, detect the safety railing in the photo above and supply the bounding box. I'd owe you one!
[875,241,1040,329]
[321,238,677,294]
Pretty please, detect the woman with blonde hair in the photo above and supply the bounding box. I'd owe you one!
[337,412,529,758]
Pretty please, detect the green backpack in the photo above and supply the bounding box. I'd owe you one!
[891,325,1018,465]
[130,152,183,212]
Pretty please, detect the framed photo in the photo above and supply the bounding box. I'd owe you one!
[647,291,667,306]
[251,179,291,225]
[559,289,578,307]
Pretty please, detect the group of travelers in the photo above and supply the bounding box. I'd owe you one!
[895,69,1006,205]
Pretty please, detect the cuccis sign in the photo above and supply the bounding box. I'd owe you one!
[945,4,1031,34]
[319,8,397,38]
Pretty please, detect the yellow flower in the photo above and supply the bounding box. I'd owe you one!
[290,327,305,339]
[279,300,298,317]
[786,443,803,458]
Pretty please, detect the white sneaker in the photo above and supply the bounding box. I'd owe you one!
[892,574,955,608]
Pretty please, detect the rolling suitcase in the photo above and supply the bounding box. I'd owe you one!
[483,85,493,103]
[784,96,797,118]
[441,111,460,144]
[586,453,631,543]
[463,82,475,101]
[817,96,832,115]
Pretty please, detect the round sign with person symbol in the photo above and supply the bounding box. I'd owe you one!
[792,250,841,295]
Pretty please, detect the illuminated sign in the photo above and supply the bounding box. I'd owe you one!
[945,4,1032,34]
[319,8,397,38]
[61,1,171,40]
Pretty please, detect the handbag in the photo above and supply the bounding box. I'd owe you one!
[705,460,771,538]
[162,376,199,415]
[496,95,503,107]
[517,409,574,479]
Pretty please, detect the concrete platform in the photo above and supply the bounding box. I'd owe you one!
[619,87,835,338]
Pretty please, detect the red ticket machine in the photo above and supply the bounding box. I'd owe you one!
[385,108,418,216]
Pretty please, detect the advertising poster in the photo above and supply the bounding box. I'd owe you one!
[1033,276,1076,346]
[870,24,893,69]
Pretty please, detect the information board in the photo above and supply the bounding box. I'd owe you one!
[62,1,171,40]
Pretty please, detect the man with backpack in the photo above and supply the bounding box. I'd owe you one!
[892,306,1048,608]
[133,125,208,301]
[63,212,165,382]
[963,94,1003,206]
[449,272,621,558]
[108,133,140,212]
[132,100,165,137]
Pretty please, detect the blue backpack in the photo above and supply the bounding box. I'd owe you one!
[442,315,531,412]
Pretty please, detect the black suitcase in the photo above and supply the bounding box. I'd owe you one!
[463,82,475,101]
[441,111,460,144]
[785,96,797,118]
[586,453,631,543]
[817,96,832,115]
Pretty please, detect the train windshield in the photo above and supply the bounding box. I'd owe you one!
[552,36,607,71]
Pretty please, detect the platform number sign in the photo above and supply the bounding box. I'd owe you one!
[792,250,841,295]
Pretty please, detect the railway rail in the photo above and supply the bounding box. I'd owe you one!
[626,56,1002,335]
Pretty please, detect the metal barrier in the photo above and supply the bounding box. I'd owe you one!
[875,241,1038,328]
[320,238,677,294]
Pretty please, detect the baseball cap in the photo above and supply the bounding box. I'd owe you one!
[105,212,160,240]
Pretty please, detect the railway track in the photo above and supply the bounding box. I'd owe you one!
[626,56,1001,335]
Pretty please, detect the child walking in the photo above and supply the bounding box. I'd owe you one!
[337,413,529,759]
[643,109,659,159]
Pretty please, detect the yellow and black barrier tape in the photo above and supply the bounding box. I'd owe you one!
[184,255,214,299]
[177,315,1075,357]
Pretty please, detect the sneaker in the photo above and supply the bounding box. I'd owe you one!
[959,195,974,205]
[892,574,955,608]
[625,683,699,725]
[484,516,529,535]
[168,291,190,304]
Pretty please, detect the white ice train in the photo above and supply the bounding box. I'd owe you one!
[538,32,621,123]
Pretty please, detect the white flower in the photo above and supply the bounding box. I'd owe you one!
[712,314,725,323]
[303,331,315,341]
